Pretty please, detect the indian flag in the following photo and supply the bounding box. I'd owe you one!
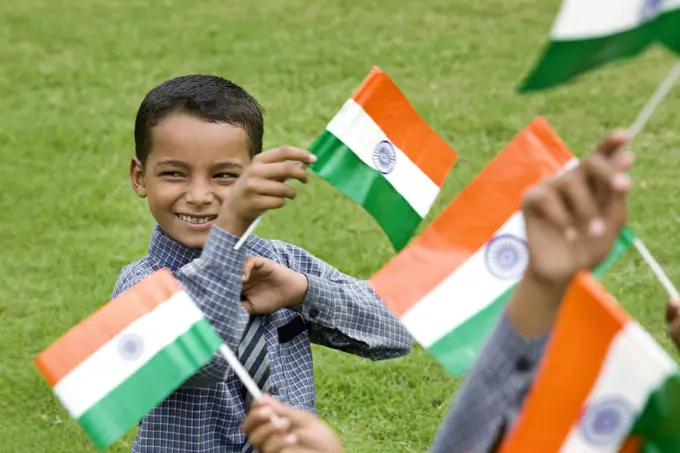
[520,0,680,92]
[309,66,458,251]
[34,270,222,449]
[498,272,680,453]
[370,117,635,377]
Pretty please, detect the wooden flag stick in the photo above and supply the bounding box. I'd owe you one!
[218,344,281,425]
[625,61,680,300]
[628,61,680,141]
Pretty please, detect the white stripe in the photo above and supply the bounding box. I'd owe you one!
[400,157,579,348]
[401,212,526,348]
[54,292,205,418]
[560,323,678,453]
[326,99,440,217]
[552,0,680,41]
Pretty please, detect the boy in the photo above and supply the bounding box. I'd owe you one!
[242,130,648,453]
[112,74,413,453]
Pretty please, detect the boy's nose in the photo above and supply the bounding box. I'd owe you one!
[185,182,216,205]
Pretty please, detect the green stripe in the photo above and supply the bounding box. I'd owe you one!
[519,15,665,92]
[77,320,222,449]
[427,228,634,377]
[309,130,422,251]
[658,9,680,54]
[630,373,680,452]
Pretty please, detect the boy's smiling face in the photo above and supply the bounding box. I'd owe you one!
[130,113,251,248]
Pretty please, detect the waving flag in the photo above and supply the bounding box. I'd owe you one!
[521,0,680,92]
[370,118,634,376]
[35,270,222,449]
[309,66,458,251]
[499,273,680,453]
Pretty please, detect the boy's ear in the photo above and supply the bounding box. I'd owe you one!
[130,157,147,198]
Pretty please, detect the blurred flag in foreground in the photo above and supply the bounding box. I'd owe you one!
[35,270,222,449]
[370,117,634,376]
[520,0,680,92]
[499,272,680,453]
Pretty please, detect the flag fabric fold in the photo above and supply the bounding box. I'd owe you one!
[520,0,680,92]
[370,117,634,377]
[35,270,222,450]
[499,272,680,453]
[309,66,458,251]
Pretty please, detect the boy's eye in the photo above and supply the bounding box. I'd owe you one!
[214,173,239,180]
[160,171,185,178]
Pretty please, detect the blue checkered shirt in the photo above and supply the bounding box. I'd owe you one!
[112,225,413,453]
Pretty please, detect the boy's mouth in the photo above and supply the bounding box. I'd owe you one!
[175,214,218,226]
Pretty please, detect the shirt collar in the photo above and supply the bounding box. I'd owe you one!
[147,225,202,272]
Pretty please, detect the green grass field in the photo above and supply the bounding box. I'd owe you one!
[2,0,680,452]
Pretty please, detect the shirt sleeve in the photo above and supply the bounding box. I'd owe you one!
[112,226,250,388]
[428,313,550,453]
[273,241,413,360]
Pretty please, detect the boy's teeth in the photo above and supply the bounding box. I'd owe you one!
[179,215,214,224]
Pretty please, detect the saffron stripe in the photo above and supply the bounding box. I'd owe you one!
[36,270,182,387]
[350,66,458,186]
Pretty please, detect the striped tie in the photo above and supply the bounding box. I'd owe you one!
[239,316,271,453]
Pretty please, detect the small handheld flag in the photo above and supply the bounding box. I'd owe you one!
[233,66,458,252]
[308,66,458,251]
[34,270,223,450]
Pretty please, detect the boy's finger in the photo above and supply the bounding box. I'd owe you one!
[581,153,620,193]
[267,403,318,430]
[593,129,630,158]
[581,154,631,227]
[242,406,273,434]
[251,180,298,200]
[242,257,258,282]
[554,170,602,236]
[669,318,680,350]
[255,162,309,184]
[523,185,576,241]
[262,432,298,453]
[248,417,292,448]
[613,151,635,172]
[243,396,280,432]
[251,195,288,212]
[257,147,317,165]
[666,298,680,323]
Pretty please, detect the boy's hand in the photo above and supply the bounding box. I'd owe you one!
[508,131,634,339]
[241,257,308,315]
[522,131,633,287]
[242,395,344,453]
[217,147,316,237]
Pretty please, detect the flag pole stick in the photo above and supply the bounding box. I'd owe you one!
[218,344,263,400]
[218,344,281,424]
[234,215,263,251]
[628,61,680,140]
[624,61,680,300]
